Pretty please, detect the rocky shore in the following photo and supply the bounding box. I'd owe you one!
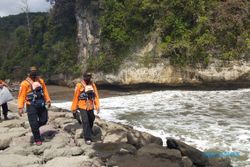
[0,102,232,167]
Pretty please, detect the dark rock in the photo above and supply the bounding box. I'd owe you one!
[93,143,137,161]
[92,125,102,141]
[127,129,163,148]
[107,154,183,167]
[182,156,193,167]
[208,157,232,167]
[167,138,209,166]
[167,138,232,167]
[138,143,182,161]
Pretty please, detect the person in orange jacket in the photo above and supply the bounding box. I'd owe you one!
[0,80,9,120]
[71,72,100,145]
[18,66,51,145]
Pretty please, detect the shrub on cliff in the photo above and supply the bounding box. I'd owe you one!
[98,0,249,70]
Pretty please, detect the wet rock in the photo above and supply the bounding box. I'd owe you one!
[167,138,209,166]
[0,154,40,167]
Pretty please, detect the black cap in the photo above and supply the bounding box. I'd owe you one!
[83,72,92,78]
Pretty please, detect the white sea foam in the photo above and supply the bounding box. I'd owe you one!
[53,88,250,167]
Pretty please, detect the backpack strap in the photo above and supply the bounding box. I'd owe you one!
[26,77,42,92]
[80,81,95,91]
[80,80,87,90]
[26,77,34,92]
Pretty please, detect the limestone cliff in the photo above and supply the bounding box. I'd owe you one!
[74,1,250,88]
[75,0,102,72]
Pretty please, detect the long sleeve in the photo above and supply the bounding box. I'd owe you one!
[71,84,81,112]
[93,84,100,110]
[18,82,27,109]
[40,79,51,103]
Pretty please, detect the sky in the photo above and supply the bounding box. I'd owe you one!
[0,0,51,17]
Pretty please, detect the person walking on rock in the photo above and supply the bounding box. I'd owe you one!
[71,72,100,145]
[18,66,51,145]
[0,80,10,120]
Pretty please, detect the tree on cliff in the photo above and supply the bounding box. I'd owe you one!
[0,0,249,79]
[0,0,80,80]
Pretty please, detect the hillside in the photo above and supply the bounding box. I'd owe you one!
[0,0,249,87]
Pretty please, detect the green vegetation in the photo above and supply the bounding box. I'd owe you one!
[98,0,249,70]
[0,0,80,80]
[0,0,249,78]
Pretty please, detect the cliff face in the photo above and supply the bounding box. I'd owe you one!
[75,1,250,88]
[94,59,250,87]
[75,0,101,72]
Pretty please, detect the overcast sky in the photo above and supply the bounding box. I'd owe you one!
[0,0,51,17]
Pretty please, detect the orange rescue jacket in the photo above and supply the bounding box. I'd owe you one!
[18,77,51,109]
[71,81,100,112]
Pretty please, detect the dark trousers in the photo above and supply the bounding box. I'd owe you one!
[1,103,8,117]
[79,109,95,140]
[27,105,48,142]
